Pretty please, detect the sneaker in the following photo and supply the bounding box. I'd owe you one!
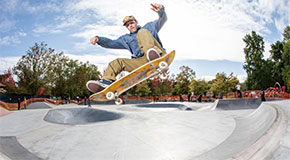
[86,79,112,93]
[146,48,160,61]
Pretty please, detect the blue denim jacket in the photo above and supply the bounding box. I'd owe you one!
[97,7,167,59]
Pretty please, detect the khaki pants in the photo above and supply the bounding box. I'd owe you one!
[102,29,166,81]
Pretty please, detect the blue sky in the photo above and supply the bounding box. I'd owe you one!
[0,0,289,82]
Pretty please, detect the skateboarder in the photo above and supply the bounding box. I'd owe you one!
[87,3,167,93]
[236,83,242,98]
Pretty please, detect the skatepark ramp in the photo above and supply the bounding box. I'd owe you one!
[215,98,261,110]
[195,102,287,159]
[27,102,52,109]
[1,99,289,160]
[44,108,124,125]
[0,106,10,117]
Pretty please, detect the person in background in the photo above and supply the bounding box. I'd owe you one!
[261,90,266,101]
[17,98,21,110]
[236,83,242,98]
[23,97,27,109]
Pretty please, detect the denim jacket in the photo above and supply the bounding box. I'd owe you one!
[97,7,167,59]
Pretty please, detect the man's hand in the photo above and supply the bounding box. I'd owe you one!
[90,36,99,45]
[150,3,163,12]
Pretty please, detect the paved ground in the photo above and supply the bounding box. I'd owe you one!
[0,99,289,160]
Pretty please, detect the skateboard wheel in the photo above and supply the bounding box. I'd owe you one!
[106,92,115,100]
[159,61,168,69]
[160,73,169,80]
[115,98,123,105]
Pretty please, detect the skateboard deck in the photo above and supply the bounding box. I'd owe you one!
[89,50,175,104]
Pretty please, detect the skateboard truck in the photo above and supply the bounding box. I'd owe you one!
[106,91,123,105]
[157,61,169,80]
[159,61,168,69]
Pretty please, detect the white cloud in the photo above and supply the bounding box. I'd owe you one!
[237,74,247,83]
[0,56,19,74]
[0,17,16,33]
[55,16,82,29]
[33,25,62,34]
[0,32,27,46]
[21,1,62,13]
[32,16,81,35]
[264,41,272,59]
[274,0,290,34]
[0,0,18,12]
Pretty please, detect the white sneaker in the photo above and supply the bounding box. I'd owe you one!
[86,79,111,93]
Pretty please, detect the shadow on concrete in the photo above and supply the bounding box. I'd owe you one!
[44,108,124,125]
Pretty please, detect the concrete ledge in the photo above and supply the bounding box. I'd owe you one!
[27,102,52,109]
[216,98,261,110]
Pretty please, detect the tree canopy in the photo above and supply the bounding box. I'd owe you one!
[13,42,101,98]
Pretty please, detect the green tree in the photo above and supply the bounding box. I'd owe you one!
[13,42,101,97]
[175,65,195,94]
[48,53,70,97]
[189,79,209,95]
[210,72,239,95]
[13,42,58,95]
[243,31,272,90]
[270,41,284,86]
[151,76,174,96]
[135,81,151,96]
[77,61,100,98]
[51,59,100,98]
[282,26,290,91]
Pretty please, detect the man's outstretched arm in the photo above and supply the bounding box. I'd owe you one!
[90,36,126,49]
[150,3,167,32]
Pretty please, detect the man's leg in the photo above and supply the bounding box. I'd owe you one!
[87,56,147,93]
[136,29,166,59]
[102,56,147,82]
[102,28,165,81]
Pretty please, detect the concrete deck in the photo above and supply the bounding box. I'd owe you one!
[0,99,289,160]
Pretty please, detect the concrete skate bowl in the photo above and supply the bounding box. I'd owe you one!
[27,102,52,109]
[215,98,262,110]
[195,102,287,159]
[44,108,124,125]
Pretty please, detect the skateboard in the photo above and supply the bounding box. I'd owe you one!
[89,50,175,105]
